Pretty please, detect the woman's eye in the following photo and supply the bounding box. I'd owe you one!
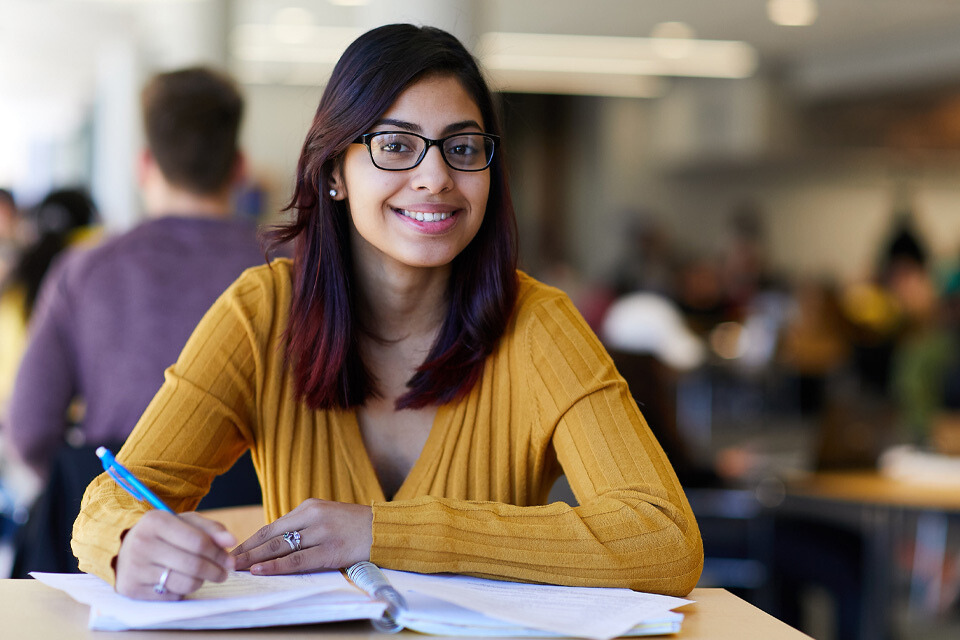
[375,135,416,154]
[447,141,478,157]
[379,142,410,154]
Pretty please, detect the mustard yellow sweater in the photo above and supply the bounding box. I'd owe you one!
[73,260,702,595]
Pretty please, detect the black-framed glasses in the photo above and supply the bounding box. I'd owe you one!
[353,131,499,172]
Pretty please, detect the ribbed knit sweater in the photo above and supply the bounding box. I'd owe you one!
[72,260,702,595]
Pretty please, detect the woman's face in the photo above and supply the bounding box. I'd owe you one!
[334,74,490,274]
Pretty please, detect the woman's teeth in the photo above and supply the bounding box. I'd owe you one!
[399,209,452,222]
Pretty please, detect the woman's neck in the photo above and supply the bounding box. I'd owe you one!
[354,258,450,343]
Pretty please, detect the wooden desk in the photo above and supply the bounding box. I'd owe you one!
[1,580,811,639]
[787,470,960,510]
[782,470,960,640]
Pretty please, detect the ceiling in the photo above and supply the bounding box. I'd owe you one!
[4,0,960,102]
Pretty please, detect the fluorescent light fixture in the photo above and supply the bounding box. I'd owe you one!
[478,32,758,85]
[232,27,757,93]
[650,21,696,59]
[272,7,315,46]
[327,0,370,5]
[232,24,360,64]
[487,68,666,99]
[767,0,818,27]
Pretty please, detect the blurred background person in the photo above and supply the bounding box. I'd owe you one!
[0,187,99,413]
[0,188,23,283]
[2,66,266,575]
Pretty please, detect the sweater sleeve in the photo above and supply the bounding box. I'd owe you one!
[71,268,269,583]
[371,285,703,596]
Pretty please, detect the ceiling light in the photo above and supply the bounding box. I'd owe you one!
[767,0,818,27]
[272,7,315,45]
[650,22,696,59]
[479,32,758,83]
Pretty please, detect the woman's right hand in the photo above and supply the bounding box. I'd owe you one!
[114,510,237,600]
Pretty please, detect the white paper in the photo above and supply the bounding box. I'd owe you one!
[31,570,360,629]
[32,568,690,638]
[397,588,684,638]
[385,570,691,640]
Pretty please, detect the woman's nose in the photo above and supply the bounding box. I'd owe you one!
[412,146,454,193]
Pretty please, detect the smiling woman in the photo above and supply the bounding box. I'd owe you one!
[72,23,703,602]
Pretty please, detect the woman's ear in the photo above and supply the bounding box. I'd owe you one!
[328,167,346,200]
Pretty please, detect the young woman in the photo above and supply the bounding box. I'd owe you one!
[72,24,703,600]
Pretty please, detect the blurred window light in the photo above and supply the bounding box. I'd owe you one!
[767,0,818,27]
[327,0,370,5]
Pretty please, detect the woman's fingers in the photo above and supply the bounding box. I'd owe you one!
[231,499,317,565]
[231,499,372,574]
[181,511,238,553]
[115,510,236,600]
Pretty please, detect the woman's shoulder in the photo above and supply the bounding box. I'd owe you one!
[222,257,294,314]
[512,270,580,323]
[508,270,604,354]
[231,257,293,291]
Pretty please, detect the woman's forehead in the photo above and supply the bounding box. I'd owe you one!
[379,74,484,131]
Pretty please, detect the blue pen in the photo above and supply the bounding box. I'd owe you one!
[96,447,175,513]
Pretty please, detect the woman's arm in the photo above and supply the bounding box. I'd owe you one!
[72,268,268,586]
[369,283,703,595]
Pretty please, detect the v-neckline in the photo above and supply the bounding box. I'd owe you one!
[340,405,447,502]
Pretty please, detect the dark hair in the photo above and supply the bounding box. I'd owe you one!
[141,66,243,195]
[8,188,97,315]
[271,23,519,410]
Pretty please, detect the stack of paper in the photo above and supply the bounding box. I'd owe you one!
[32,569,691,638]
[879,445,960,486]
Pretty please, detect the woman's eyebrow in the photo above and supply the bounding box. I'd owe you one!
[442,120,484,135]
[374,118,421,132]
[372,118,484,135]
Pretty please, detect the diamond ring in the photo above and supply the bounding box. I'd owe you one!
[154,567,171,595]
[282,530,302,552]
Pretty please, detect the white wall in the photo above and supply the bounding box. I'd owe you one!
[240,83,323,222]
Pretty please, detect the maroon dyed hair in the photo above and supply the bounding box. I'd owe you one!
[270,24,518,410]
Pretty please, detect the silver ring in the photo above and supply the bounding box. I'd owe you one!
[154,567,171,595]
[282,530,302,552]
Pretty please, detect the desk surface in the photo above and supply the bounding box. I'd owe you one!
[1,580,810,639]
[786,470,960,511]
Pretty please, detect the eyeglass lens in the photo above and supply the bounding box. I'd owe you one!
[367,132,494,171]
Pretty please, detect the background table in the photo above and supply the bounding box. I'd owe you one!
[782,470,960,640]
[1,579,811,639]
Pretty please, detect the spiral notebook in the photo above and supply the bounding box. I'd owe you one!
[31,566,690,639]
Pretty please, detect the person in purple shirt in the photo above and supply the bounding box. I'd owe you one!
[3,67,268,574]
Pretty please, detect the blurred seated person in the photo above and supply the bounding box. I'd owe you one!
[0,188,23,282]
[778,278,851,419]
[2,67,267,574]
[674,256,728,337]
[0,188,99,413]
[882,223,956,447]
[926,264,960,455]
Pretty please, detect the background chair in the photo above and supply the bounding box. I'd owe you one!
[10,441,261,577]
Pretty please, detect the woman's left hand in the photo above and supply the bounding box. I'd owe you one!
[231,499,373,575]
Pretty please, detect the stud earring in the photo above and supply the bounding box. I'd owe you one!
[329,189,338,198]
